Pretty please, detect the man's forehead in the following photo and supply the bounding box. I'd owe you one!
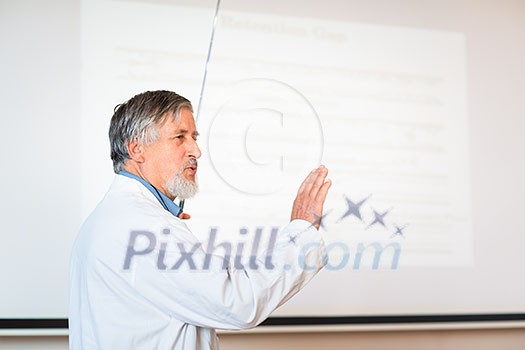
[164,111,198,133]
[175,128,200,135]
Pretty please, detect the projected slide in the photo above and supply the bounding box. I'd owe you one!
[82,0,471,270]
[196,11,472,270]
[79,0,475,317]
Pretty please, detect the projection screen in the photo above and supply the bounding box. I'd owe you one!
[1,0,524,330]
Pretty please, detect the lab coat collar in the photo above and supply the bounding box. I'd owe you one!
[118,171,182,218]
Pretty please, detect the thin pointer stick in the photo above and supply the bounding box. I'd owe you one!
[195,0,221,124]
[179,0,221,214]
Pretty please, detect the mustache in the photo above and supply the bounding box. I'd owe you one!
[184,158,198,168]
[177,158,198,175]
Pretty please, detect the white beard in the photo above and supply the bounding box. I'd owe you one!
[165,163,199,200]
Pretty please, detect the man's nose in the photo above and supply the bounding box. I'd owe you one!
[188,138,202,159]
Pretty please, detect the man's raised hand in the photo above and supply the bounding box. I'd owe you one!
[291,165,332,230]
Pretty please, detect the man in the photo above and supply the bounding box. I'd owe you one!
[69,90,331,349]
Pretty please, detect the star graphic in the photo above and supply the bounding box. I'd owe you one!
[288,235,297,245]
[390,224,408,239]
[311,210,331,231]
[366,207,391,230]
[338,194,371,222]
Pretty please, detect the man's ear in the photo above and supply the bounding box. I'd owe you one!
[126,139,145,164]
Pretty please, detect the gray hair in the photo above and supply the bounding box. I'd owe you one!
[109,90,193,173]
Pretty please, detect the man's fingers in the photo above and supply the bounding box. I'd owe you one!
[298,165,327,196]
[297,167,319,195]
[309,166,328,198]
[315,178,332,203]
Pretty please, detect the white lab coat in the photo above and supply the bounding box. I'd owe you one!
[69,174,327,350]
